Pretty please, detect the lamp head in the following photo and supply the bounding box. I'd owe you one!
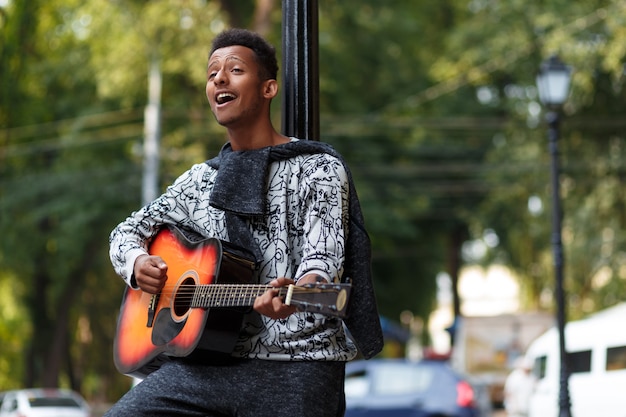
[536,55,572,109]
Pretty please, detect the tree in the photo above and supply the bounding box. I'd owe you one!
[426,0,626,316]
[0,0,284,396]
[1,0,624,401]
[317,0,495,325]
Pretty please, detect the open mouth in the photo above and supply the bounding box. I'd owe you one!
[216,92,236,105]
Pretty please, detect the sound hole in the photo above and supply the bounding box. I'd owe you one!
[173,276,195,317]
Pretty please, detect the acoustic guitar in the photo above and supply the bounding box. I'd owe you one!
[113,226,351,378]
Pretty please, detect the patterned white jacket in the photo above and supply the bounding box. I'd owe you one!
[109,139,358,361]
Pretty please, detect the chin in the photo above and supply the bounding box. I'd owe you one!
[215,117,240,128]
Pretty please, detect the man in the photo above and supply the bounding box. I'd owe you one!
[504,357,535,417]
[106,28,382,417]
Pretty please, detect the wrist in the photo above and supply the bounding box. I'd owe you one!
[297,273,328,286]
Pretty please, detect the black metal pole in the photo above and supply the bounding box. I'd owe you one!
[546,110,572,417]
[281,0,319,141]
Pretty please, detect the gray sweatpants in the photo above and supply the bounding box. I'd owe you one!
[104,358,346,417]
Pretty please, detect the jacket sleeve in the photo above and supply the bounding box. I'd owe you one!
[108,164,207,286]
[342,167,384,359]
[295,153,349,283]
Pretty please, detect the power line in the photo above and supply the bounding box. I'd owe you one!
[380,6,611,111]
[0,109,144,141]
[1,123,144,157]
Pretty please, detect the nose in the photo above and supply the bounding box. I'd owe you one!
[213,68,227,85]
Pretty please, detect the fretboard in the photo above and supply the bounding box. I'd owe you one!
[191,284,281,308]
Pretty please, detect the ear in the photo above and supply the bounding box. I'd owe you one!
[262,79,278,99]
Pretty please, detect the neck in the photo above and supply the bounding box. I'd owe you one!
[227,122,289,151]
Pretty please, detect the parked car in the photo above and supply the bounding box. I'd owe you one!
[344,358,490,417]
[0,388,90,417]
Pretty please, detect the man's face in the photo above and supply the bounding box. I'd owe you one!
[206,45,268,127]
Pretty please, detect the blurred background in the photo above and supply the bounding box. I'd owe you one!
[0,0,624,414]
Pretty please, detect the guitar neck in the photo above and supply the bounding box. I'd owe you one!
[191,284,275,309]
[179,282,350,317]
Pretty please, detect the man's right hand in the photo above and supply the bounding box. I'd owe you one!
[133,254,168,294]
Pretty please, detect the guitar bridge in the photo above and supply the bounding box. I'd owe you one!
[146,294,160,327]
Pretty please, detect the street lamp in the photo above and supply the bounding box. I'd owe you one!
[536,54,573,417]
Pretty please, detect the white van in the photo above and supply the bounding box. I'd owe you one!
[525,302,626,417]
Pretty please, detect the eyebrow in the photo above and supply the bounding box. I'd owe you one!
[208,55,246,70]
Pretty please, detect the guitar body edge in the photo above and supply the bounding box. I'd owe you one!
[113,228,222,376]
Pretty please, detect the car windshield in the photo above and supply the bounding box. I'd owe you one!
[372,365,433,395]
[345,363,435,398]
[29,397,81,408]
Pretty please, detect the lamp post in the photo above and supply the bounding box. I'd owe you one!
[536,55,573,417]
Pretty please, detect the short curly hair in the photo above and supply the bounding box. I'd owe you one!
[209,28,279,81]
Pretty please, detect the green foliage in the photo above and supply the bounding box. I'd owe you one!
[0,0,254,396]
[0,0,625,401]
[318,0,497,320]
[426,0,626,317]
[0,271,29,390]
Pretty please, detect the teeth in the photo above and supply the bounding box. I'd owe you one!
[217,93,235,104]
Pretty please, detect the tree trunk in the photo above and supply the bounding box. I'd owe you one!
[252,0,275,35]
[217,0,276,34]
[41,283,77,387]
[26,269,54,386]
[25,216,53,387]
[446,223,467,346]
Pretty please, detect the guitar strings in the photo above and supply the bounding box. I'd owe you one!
[155,285,337,299]
[147,284,347,313]
[152,285,342,310]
